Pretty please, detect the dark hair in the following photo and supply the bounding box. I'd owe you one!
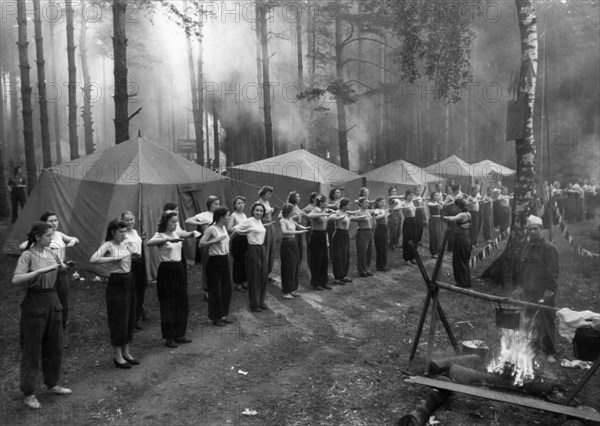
[329,188,340,201]
[358,196,368,206]
[309,192,319,203]
[105,219,128,242]
[281,203,293,218]
[157,211,178,233]
[250,202,265,217]
[375,196,385,205]
[233,196,246,211]
[405,190,414,198]
[40,211,57,222]
[388,186,397,195]
[315,195,325,208]
[25,222,52,250]
[211,206,229,225]
[163,202,178,212]
[287,191,299,205]
[455,198,468,212]
[339,198,350,210]
[206,196,219,210]
[13,165,22,175]
[258,186,273,197]
[430,192,438,201]
[451,184,461,192]
[359,187,369,197]
[120,210,134,219]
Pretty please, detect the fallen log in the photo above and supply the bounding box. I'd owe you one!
[448,364,562,397]
[428,354,483,375]
[398,384,451,426]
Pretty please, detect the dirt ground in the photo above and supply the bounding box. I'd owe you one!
[1,218,599,425]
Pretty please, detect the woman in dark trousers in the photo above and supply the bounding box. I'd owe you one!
[400,190,418,265]
[229,196,248,292]
[279,203,309,298]
[200,207,234,326]
[13,222,73,410]
[233,202,270,312]
[8,165,27,223]
[351,197,374,277]
[329,198,353,284]
[121,211,147,329]
[147,212,200,348]
[90,219,139,368]
[444,199,472,288]
[326,188,342,248]
[287,191,305,265]
[302,192,319,268]
[307,195,333,290]
[428,192,444,258]
[372,197,389,271]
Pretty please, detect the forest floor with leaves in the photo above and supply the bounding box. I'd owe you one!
[1,218,599,425]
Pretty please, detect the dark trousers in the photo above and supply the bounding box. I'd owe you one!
[106,272,135,346]
[157,262,188,339]
[247,244,268,309]
[296,233,304,266]
[56,271,69,331]
[388,219,400,249]
[469,210,480,245]
[402,217,417,261]
[374,223,388,270]
[280,239,300,293]
[452,231,472,288]
[11,189,26,223]
[231,235,248,284]
[309,230,329,287]
[131,257,147,322]
[206,255,232,321]
[305,229,312,269]
[415,209,425,244]
[264,225,275,274]
[331,229,350,280]
[481,205,494,241]
[525,297,556,355]
[429,217,443,255]
[20,290,63,396]
[356,229,373,274]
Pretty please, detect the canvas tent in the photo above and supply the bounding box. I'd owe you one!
[4,136,231,280]
[424,155,474,182]
[361,160,439,197]
[471,160,515,181]
[228,149,364,204]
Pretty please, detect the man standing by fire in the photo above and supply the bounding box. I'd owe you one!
[517,215,559,363]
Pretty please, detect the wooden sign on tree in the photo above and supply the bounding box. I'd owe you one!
[506,93,529,141]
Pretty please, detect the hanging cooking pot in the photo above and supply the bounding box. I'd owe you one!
[495,303,520,330]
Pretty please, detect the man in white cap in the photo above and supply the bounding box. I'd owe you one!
[517,214,559,363]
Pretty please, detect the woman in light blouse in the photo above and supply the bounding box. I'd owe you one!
[329,198,353,284]
[90,219,138,368]
[372,197,389,271]
[233,202,271,312]
[229,196,248,292]
[13,222,72,410]
[351,196,374,277]
[147,212,200,348]
[400,190,418,265]
[200,207,234,326]
[307,195,333,290]
[279,203,309,299]
[121,211,147,330]
[39,211,79,331]
[443,199,472,288]
[287,191,305,265]
[427,192,444,258]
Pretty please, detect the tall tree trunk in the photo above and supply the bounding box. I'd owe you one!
[334,0,349,170]
[255,5,263,124]
[307,1,316,83]
[33,0,51,168]
[213,101,220,169]
[0,73,9,217]
[66,0,79,157]
[49,22,62,164]
[113,0,129,144]
[16,0,36,193]
[258,0,274,158]
[444,103,450,160]
[196,13,205,165]
[482,0,538,286]
[296,4,304,88]
[10,69,21,162]
[185,27,203,165]
[80,1,94,154]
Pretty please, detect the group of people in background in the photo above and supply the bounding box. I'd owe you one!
[543,180,600,225]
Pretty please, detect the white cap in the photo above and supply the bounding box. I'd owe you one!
[526,215,543,228]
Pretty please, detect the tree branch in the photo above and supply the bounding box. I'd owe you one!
[344,37,397,50]
[127,107,142,122]
[342,22,355,47]
[345,79,376,91]
[342,58,401,77]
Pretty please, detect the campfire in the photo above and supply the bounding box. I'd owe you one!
[487,326,538,386]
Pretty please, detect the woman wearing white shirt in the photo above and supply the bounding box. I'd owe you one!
[147,211,200,348]
[121,211,147,330]
[199,207,234,326]
[234,202,269,312]
[229,196,248,292]
[39,211,79,331]
[279,203,309,299]
[90,219,138,368]
[400,191,418,265]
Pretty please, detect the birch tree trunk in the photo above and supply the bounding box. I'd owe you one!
[80,1,94,154]
[66,0,79,157]
[49,22,62,164]
[482,0,538,286]
[10,69,21,162]
[16,0,36,192]
[33,0,51,168]
[334,0,349,170]
[113,0,130,144]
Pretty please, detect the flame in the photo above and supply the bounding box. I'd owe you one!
[487,327,537,387]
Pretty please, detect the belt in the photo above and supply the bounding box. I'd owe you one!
[28,287,56,293]
[281,237,296,241]
[248,243,264,246]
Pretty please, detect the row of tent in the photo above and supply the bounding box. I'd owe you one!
[5,137,513,279]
